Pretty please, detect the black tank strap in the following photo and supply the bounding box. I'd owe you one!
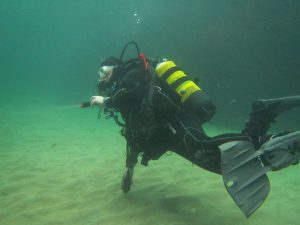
[160,66,181,80]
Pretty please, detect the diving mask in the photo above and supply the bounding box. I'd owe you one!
[98,65,117,83]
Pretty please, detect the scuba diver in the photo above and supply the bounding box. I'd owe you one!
[84,41,300,217]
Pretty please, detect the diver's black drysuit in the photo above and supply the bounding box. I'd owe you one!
[95,53,300,217]
[101,59,273,174]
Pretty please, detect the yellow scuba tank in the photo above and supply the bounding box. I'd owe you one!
[155,61,201,103]
[155,60,216,123]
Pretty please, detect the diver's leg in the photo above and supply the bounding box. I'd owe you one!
[242,95,300,148]
[121,143,138,193]
[166,112,249,174]
[165,112,219,173]
[167,111,300,217]
[121,167,134,193]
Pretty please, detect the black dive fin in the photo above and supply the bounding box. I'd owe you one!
[252,95,300,116]
[219,141,270,217]
[258,131,300,171]
[219,131,300,217]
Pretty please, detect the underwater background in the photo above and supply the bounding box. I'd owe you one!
[1,1,300,225]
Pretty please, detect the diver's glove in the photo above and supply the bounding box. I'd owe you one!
[90,96,107,108]
[121,167,134,193]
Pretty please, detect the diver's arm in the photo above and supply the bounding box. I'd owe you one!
[89,85,140,110]
[102,84,143,109]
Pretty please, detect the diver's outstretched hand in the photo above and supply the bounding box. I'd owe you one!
[90,96,105,108]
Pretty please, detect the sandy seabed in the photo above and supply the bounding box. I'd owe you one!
[1,104,300,225]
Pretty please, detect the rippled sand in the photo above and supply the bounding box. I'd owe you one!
[1,105,299,225]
